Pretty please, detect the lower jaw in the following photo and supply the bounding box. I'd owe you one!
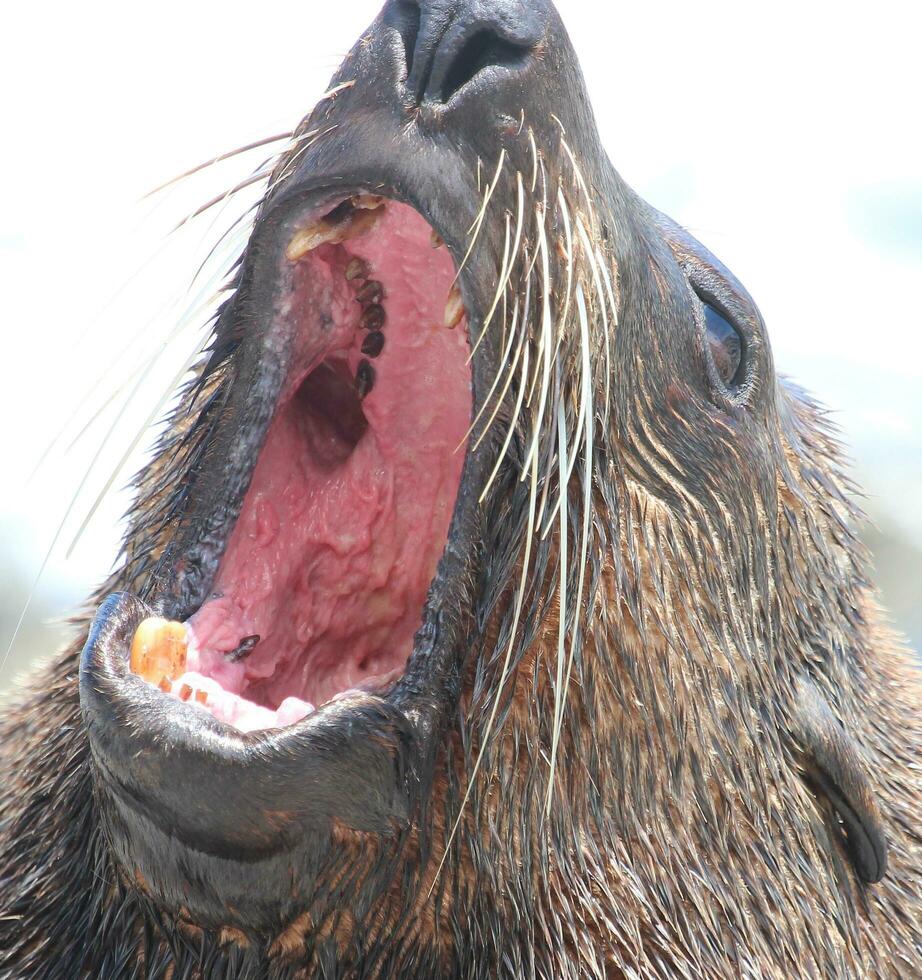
[134,198,472,733]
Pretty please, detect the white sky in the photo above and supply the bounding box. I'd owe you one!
[1,0,920,668]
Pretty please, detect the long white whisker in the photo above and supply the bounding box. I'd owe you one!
[467,171,526,362]
[596,250,619,428]
[521,206,552,480]
[546,398,569,813]
[553,188,576,360]
[173,171,271,232]
[546,283,595,813]
[143,132,293,199]
[468,212,512,361]
[528,129,540,194]
[65,343,206,559]
[560,137,595,224]
[2,341,199,672]
[431,416,540,895]
[479,343,531,504]
[268,127,333,190]
[576,219,611,424]
[463,299,521,451]
[452,149,507,287]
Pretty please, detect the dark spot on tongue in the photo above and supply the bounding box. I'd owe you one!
[225,635,261,664]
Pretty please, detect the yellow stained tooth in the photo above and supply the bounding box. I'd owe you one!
[430,229,444,249]
[444,285,465,329]
[351,194,385,210]
[286,206,384,262]
[130,617,188,685]
[285,222,342,261]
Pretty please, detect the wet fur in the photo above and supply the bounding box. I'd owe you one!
[2,3,921,978]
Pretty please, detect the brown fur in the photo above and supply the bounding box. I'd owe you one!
[1,3,920,977]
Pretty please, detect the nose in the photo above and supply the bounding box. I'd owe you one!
[389,0,546,105]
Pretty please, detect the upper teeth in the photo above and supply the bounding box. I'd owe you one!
[286,199,386,262]
[444,284,465,329]
[351,194,386,210]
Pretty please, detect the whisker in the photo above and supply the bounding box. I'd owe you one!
[546,283,595,813]
[463,299,520,451]
[65,342,206,559]
[521,204,553,480]
[468,211,512,362]
[479,343,531,504]
[267,127,332,190]
[172,171,271,232]
[468,167,526,362]
[576,219,611,426]
[142,132,294,199]
[452,149,507,286]
[432,415,540,894]
[546,397,569,812]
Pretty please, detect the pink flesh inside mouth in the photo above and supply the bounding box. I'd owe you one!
[160,202,472,732]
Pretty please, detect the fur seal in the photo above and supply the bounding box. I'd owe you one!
[1,0,919,976]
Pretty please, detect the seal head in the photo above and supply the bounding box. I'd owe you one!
[2,1,919,977]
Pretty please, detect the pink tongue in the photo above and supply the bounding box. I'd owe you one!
[181,202,472,725]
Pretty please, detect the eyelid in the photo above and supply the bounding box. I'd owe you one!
[703,302,744,386]
[691,285,750,400]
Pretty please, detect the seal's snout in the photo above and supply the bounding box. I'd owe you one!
[389,0,545,105]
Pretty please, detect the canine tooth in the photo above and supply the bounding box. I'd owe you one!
[286,206,382,262]
[345,257,370,281]
[356,360,376,399]
[361,304,386,331]
[431,230,444,249]
[361,331,385,358]
[355,279,384,305]
[444,285,465,329]
[130,618,188,685]
[286,222,343,261]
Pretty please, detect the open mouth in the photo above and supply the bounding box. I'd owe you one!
[132,197,472,732]
[78,179,488,900]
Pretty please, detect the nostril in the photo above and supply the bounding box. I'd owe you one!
[393,0,541,108]
[435,28,531,103]
[392,0,422,78]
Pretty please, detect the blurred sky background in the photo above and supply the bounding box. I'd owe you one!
[1,0,919,686]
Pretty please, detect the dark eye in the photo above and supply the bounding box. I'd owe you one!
[702,300,744,388]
